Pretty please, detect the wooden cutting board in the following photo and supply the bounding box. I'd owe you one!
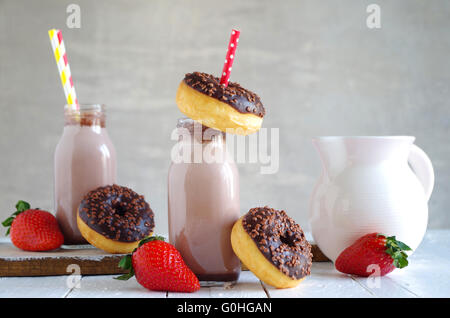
[0,238,329,277]
[0,239,127,277]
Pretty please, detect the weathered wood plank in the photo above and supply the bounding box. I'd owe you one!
[349,275,418,298]
[207,271,267,298]
[0,238,126,277]
[0,276,72,298]
[262,262,375,298]
[167,271,266,298]
[66,275,167,298]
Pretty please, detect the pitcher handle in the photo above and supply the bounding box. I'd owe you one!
[408,144,435,202]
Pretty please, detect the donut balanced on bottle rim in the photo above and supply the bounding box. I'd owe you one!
[231,206,312,288]
[176,72,266,136]
[77,184,155,254]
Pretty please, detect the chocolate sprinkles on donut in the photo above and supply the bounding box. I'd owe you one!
[183,72,266,118]
[78,184,155,243]
[242,206,312,280]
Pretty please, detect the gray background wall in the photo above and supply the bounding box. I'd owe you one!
[0,0,449,236]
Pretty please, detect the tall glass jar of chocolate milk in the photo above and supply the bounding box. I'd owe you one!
[168,118,241,285]
[54,104,116,244]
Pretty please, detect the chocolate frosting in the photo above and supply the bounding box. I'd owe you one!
[78,184,155,243]
[242,206,312,280]
[183,72,266,118]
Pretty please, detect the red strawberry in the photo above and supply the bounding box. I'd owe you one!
[335,233,412,277]
[2,200,64,251]
[115,236,200,293]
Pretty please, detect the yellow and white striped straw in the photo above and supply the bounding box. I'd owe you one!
[48,29,79,110]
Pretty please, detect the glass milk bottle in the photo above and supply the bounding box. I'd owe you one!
[168,118,241,284]
[54,104,117,244]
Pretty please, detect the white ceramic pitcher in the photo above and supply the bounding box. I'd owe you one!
[309,136,434,262]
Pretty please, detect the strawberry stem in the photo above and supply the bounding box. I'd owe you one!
[138,235,165,248]
[114,235,166,281]
[115,254,135,280]
[2,200,31,236]
[380,234,412,269]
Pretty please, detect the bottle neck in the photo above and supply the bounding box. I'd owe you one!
[64,104,106,128]
[176,117,225,145]
[172,118,233,164]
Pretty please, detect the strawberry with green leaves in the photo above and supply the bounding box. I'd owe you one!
[335,233,412,277]
[2,200,64,251]
[116,236,200,293]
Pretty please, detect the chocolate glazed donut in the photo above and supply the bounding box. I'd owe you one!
[184,72,265,117]
[231,206,312,288]
[175,72,266,135]
[77,184,155,254]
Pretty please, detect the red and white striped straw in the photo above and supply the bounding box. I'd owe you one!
[48,29,79,110]
[220,29,240,87]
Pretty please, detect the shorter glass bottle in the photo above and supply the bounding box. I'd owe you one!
[54,104,117,244]
[168,118,241,284]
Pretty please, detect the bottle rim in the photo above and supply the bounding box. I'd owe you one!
[64,104,105,112]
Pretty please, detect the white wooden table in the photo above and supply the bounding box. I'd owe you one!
[0,230,449,298]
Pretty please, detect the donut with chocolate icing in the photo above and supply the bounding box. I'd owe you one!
[231,206,312,288]
[176,72,265,135]
[77,184,155,254]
